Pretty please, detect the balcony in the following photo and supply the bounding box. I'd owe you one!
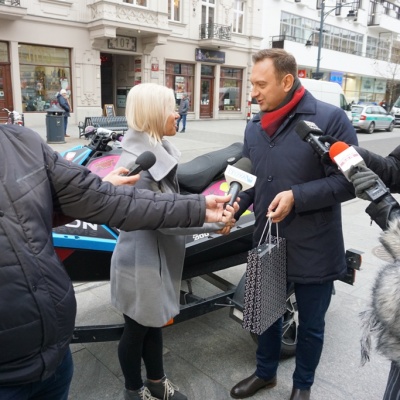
[198,23,233,49]
[0,0,27,20]
[88,1,171,53]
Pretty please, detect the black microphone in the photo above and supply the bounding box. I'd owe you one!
[224,157,257,207]
[295,120,330,158]
[123,151,156,176]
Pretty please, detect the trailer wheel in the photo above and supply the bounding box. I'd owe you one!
[250,285,297,359]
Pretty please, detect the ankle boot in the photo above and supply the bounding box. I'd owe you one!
[124,387,158,400]
[146,376,187,400]
[289,387,311,400]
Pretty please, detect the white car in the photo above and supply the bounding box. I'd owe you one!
[351,104,395,134]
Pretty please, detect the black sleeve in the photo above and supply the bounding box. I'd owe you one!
[366,193,400,230]
[356,145,400,193]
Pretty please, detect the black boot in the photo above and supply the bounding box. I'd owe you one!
[289,387,311,400]
[124,387,158,400]
[230,373,277,398]
[146,376,187,400]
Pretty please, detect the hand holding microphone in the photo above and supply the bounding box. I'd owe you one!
[328,141,388,203]
[348,165,380,201]
[224,157,257,207]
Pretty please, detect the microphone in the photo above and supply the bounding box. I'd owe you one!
[329,142,388,202]
[123,151,156,176]
[295,120,329,157]
[224,157,257,207]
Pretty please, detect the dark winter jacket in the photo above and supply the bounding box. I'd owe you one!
[178,98,189,115]
[0,124,208,386]
[57,93,70,117]
[238,90,358,284]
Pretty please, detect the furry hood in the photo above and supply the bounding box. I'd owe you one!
[380,218,400,261]
[360,218,400,366]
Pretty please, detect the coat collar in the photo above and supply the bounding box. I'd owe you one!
[120,129,181,182]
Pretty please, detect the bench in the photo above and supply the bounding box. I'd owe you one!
[78,116,128,138]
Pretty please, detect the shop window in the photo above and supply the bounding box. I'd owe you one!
[0,42,9,62]
[219,68,243,111]
[18,44,71,113]
[166,62,194,111]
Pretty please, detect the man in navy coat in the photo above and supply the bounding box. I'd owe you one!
[230,49,357,400]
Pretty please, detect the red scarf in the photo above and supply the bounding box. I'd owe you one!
[261,86,305,137]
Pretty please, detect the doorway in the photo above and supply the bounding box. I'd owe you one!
[0,64,13,123]
[200,78,213,118]
[100,53,114,109]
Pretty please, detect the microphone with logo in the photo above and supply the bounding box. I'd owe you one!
[328,141,388,203]
[122,151,156,176]
[224,157,257,208]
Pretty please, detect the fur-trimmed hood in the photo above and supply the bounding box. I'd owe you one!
[360,218,400,366]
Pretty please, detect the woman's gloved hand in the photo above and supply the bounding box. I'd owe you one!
[348,165,379,201]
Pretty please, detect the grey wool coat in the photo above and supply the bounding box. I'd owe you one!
[110,129,223,327]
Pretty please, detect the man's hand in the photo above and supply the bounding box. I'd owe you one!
[348,165,379,201]
[204,195,239,223]
[103,167,140,186]
[318,135,339,165]
[267,190,294,223]
[216,218,236,235]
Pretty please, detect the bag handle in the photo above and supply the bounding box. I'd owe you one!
[258,216,280,249]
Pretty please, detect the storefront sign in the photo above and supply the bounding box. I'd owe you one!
[361,77,374,93]
[151,63,159,79]
[374,79,386,94]
[195,48,225,64]
[298,69,306,78]
[108,36,137,52]
[330,71,343,86]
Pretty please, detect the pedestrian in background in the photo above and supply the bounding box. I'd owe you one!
[110,83,237,400]
[176,93,189,133]
[230,48,357,400]
[57,88,71,137]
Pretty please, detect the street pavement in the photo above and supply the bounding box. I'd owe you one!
[29,119,400,399]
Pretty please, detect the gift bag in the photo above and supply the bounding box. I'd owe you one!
[242,218,287,335]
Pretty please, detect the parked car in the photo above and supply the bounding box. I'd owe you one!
[390,96,400,125]
[351,104,395,134]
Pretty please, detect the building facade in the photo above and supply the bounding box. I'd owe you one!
[0,0,263,126]
[264,0,400,106]
[1,0,400,127]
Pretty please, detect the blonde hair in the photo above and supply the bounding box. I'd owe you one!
[125,83,176,142]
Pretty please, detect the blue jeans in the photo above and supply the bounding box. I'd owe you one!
[177,113,187,131]
[256,282,333,389]
[0,348,74,400]
[63,116,69,135]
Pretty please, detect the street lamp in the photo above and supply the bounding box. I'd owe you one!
[306,0,359,79]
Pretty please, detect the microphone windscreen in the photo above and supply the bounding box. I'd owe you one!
[329,141,350,160]
[136,151,156,171]
[233,157,252,173]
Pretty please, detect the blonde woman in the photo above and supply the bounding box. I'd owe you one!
[110,83,236,400]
